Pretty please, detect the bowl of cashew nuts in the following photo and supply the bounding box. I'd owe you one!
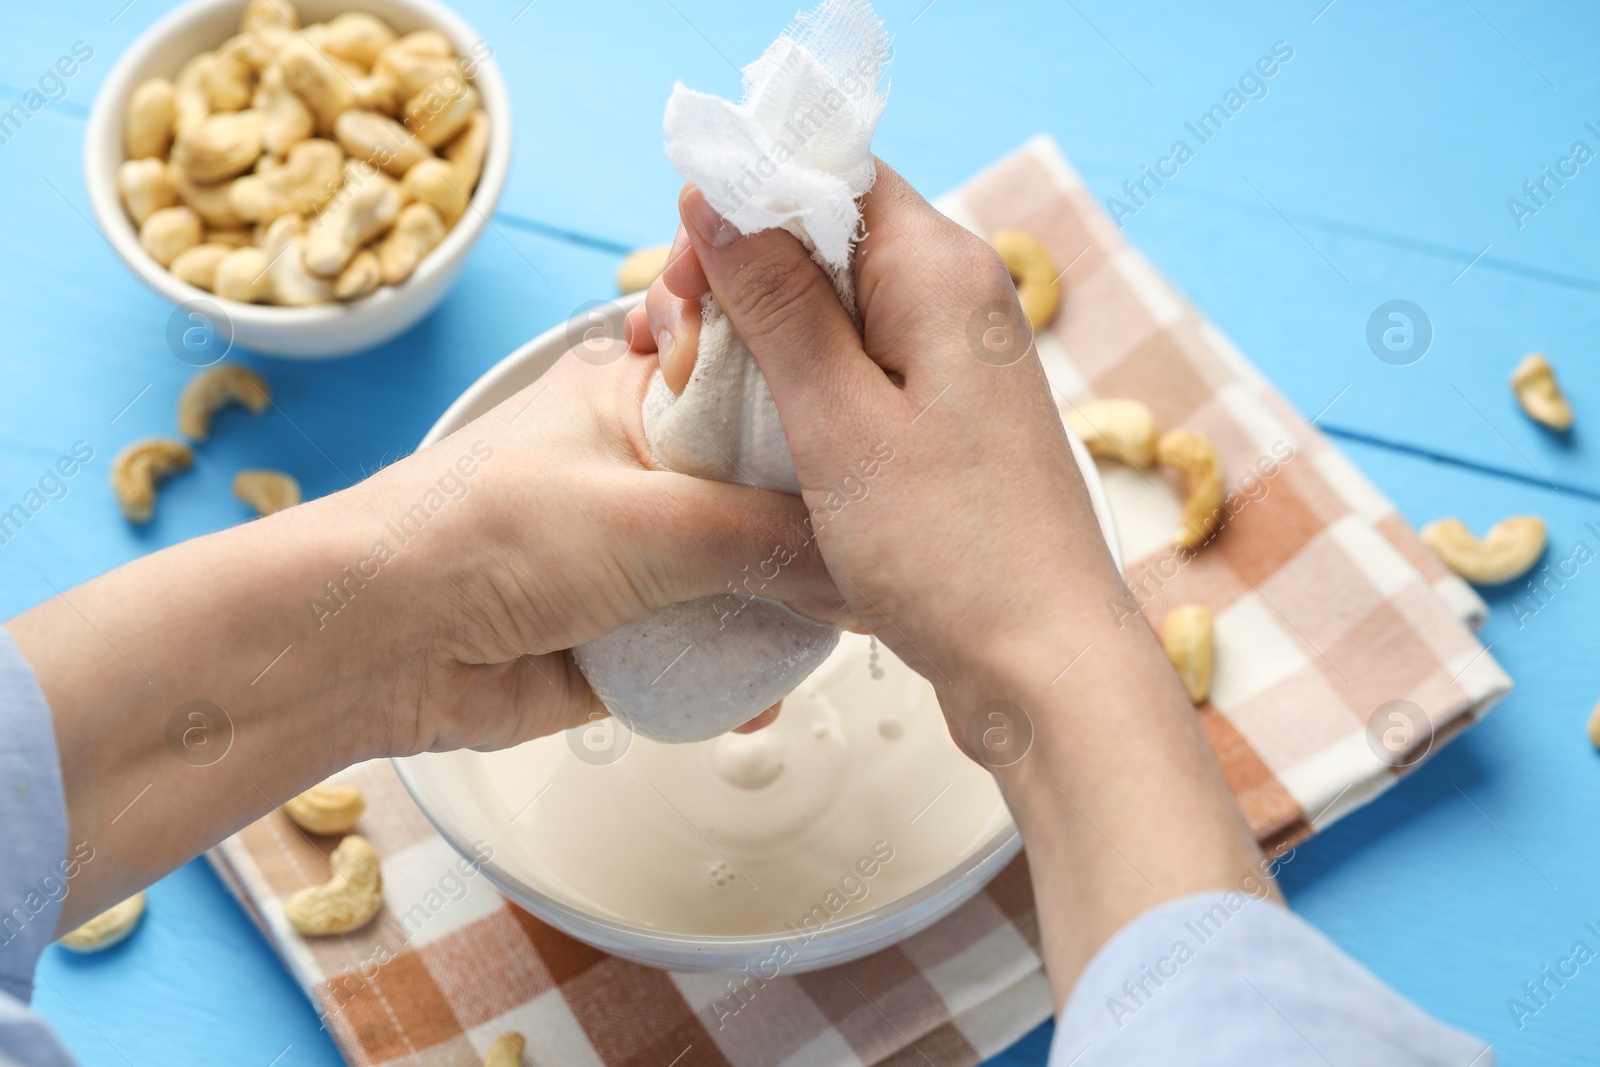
[84,0,511,358]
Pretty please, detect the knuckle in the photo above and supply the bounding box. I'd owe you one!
[728,246,823,331]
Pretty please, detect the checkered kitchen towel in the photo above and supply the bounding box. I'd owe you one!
[209,136,1511,1066]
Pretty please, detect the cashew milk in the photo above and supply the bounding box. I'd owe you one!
[469,633,1009,935]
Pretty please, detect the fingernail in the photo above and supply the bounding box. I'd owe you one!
[660,329,696,396]
[682,186,740,249]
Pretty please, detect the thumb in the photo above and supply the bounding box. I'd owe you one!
[678,184,889,433]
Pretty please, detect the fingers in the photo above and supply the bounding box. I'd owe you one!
[732,701,780,734]
[661,226,709,299]
[678,184,889,429]
[638,467,844,614]
[645,278,703,395]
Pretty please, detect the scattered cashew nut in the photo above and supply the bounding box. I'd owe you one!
[178,365,271,440]
[617,245,670,295]
[1160,605,1214,705]
[1157,430,1224,550]
[377,202,445,285]
[1511,353,1572,432]
[990,229,1061,331]
[139,206,203,267]
[235,470,303,515]
[1588,699,1600,750]
[282,782,364,833]
[125,79,176,160]
[117,158,179,227]
[285,834,383,936]
[1065,398,1160,468]
[111,438,194,523]
[1421,515,1546,586]
[59,892,147,953]
[483,1033,526,1067]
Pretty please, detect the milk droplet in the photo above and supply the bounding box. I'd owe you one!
[712,730,786,790]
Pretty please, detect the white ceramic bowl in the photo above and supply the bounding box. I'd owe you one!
[396,297,1122,973]
[84,0,511,358]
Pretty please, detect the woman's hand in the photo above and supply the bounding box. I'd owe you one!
[629,164,1124,706]
[7,346,841,928]
[630,162,1271,1009]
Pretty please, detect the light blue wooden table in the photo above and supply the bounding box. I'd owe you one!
[5,0,1599,1063]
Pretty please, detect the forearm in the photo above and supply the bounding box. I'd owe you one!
[6,483,413,932]
[952,597,1271,1012]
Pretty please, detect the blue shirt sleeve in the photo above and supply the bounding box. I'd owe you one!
[1049,890,1494,1066]
[0,625,79,1066]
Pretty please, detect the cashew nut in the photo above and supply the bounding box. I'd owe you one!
[262,214,335,305]
[208,228,253,248]
[111,438,194,522]
[377,202,445,285]
[323,12,397,69]
[229,137,345,222]
[1511,353,1572,431]
[213,247,273,303]
[204,35,260,112]
[59,892,147,953]
[255,63,313,155]
[1065,398,1159,468]
[173,109,266,184]
[306,166,401,276]
[613,246,667,297]
[173,51,215,138]
[173,166,247,230]
[169,243,234,291]
[241,0,298,37]
[483,1033,526,1067]
[403,72,477,148]
[1157,429,1224,550]
[333,249,381,300]
[139,205,203,267]
[443,109,490,192]
[991,229,1061,331]
[1421,515,1546,586]
[235,470,303,515]
[285,834,383,936]
[334,108,432,176]
[1160,605,1214,705]
[118,158,179,226]
[278,39,352,135]
[125,78,176,160]
[400,157,467,225]
[282,782,363,833]
[374,32,460,101]
[178,365,271,440]
[1588,700,1600,750]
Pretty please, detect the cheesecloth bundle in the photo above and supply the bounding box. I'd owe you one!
[571,0,890,743]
